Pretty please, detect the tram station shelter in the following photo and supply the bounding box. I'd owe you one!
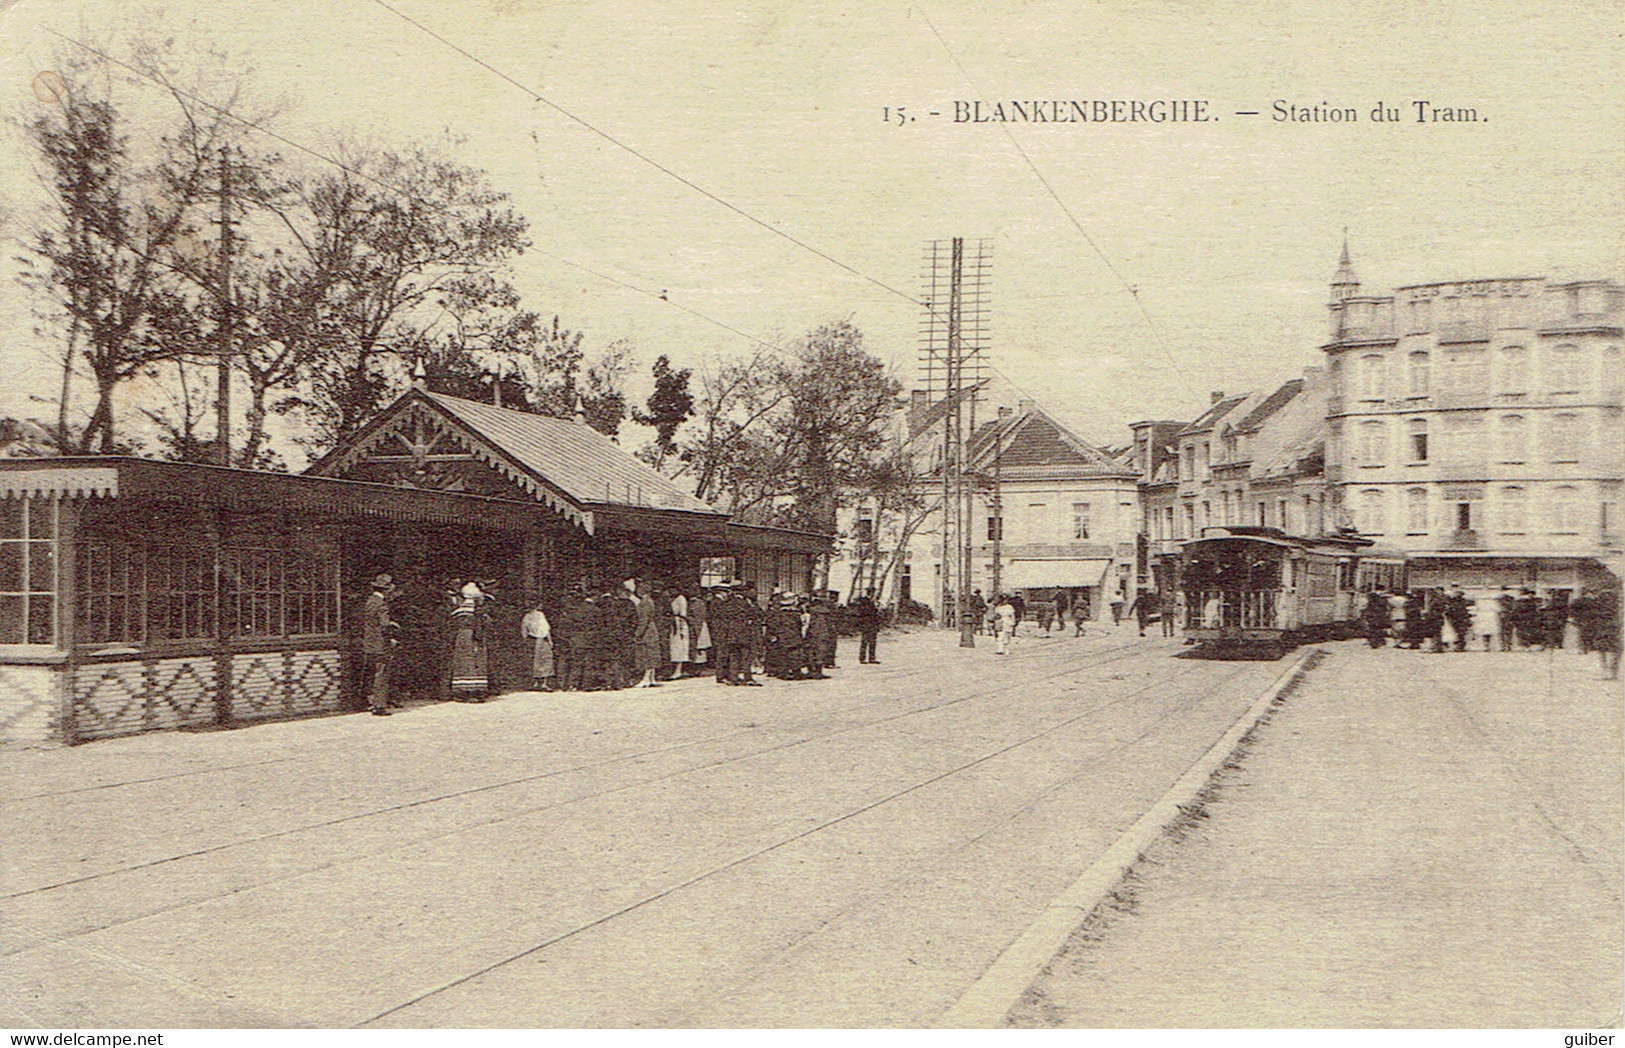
[0,389,827,746]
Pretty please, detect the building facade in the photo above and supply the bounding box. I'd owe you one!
[1131,370,1332,595]
[1323,251,1623,589]
[837,394,1139,622]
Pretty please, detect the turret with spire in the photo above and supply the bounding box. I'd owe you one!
[1329,230,1361,338]
[1330,230,1360,303]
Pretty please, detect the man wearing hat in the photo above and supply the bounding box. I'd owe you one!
[732,582,765,686]
[362,573,399,716]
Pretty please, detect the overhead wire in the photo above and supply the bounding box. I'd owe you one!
[911,3,1196,395]
[361,0,933,314]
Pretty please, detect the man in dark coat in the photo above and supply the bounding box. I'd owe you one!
[1444,586,1473,652]
[1513,588,1543,650]
[709,586,737,684]
[1126,589,1156,637]
[969,589,988,635]
[1361,590,1391,648]
[1401,591,1426,648]
[733,584,765,685]
[362,573,399,715]
[852,589,882,664]
[599,583,637,689]
[551,585,582,691]
[821,591,841,668]
[1496,588,1517,652]
[1542,591,1570,650]
[765,595,803,679]
[803,595,833,679]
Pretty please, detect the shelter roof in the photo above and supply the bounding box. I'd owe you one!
[423,392,715,513]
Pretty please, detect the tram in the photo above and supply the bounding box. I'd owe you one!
[1177,526,1407,654]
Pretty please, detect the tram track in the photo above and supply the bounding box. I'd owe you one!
[1,755,304,805]
[355,656,1250,1027]
[661,660,1254,1027]
[4,637,1164,956]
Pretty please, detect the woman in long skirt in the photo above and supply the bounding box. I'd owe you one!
[449,579,490,701]
[669,590,692,677]
[632,579,662,688]
[521,597,554,690]
[690,588,712,673]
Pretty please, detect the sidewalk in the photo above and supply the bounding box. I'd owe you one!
[1009,642,1624,1028]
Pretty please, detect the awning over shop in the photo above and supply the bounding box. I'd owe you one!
[1002,557,1112,589]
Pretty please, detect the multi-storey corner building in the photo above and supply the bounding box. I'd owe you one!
[1323,247,1623,589]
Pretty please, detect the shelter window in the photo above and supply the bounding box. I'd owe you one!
[146,545,218,642]
[0,497,57,646]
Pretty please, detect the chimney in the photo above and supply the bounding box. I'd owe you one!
[996,406,1013,419]
[1017,399,1035,414]
[910,389,929,411]
[1210,390,1225,404]
[411,359,427,392]
[572,391,587,426]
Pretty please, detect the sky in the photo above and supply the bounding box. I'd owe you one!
[0,0,1620,453]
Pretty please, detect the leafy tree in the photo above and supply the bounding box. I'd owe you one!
[776,320,901,534]
[676,321,900,533]
[274,139,530,454]
[20,56,236,453]
[631,354,693,465]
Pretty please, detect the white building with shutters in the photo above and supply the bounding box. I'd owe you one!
[1322,245,1623,590]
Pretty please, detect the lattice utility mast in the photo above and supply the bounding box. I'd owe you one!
[918,237,992,647]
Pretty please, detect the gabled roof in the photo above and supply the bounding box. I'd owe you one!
[307,389,721,535]
[966,404,1135,479]
[1178,395,1249,437]
[424,393,714,513]
[1229,379,1304,435]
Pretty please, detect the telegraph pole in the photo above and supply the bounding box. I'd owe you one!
[216,147,233,467]
[948,238,975,648]
[991,416,1003,601]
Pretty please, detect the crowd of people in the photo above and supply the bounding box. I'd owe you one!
[1359,581,1622,678]
[361,575,889,714]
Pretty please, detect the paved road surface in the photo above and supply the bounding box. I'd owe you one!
[2,627,1282,1027]
[1011,642,1623,1028]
